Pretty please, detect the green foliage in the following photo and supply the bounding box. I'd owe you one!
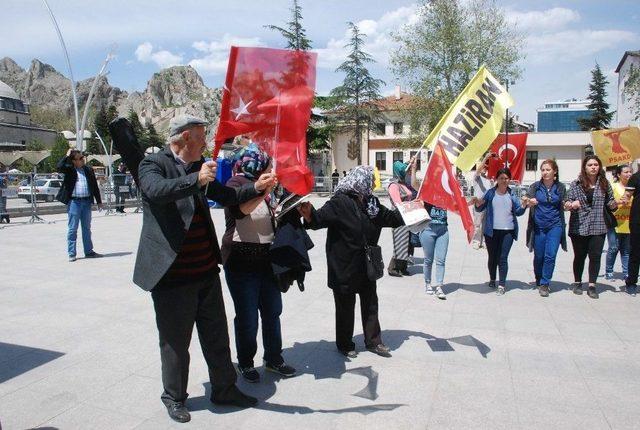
[93,104,112,144]
[391,0,524,130]
[146,122,164,149]
[265,0,312,50]
[623,64,640,122]
[330,22,385,163]
[578,63,614,130]
[128,108,150,149]
[313,95,340,110]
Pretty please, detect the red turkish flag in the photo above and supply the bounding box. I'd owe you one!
[214,46,317,195]
[418,143,474,242]
[487,132,528,183]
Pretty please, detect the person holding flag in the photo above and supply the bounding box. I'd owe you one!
[473,168,526,295]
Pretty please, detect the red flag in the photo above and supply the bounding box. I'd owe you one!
[214,46,317,195]
[419,143,474,242]
[487,132,528,183]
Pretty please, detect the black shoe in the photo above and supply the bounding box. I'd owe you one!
[165,402,190,423]
[539,285,550,297]
[211,385,258,408]
[488,280,496,289]
[85,251,103,258]
[238,366,260,383]
[572,282,583,295]
[587,286,599,299]
[387,268,402,277]
[338,349,358,358]
[367,344,392,358]
[397,260,410,276]
[265,361,296,377]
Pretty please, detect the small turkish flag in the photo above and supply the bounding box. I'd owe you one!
[487,132,528,183]
[214,46,317,195]
[419,143,474,242]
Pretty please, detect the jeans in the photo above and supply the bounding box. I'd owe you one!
[67,197,94,257]
[606,228,630,277]
[419,224,449,286]
[224,267,283,368]
[485,230,514,286]
[626,225,640,286]
[570,234,606,284]
[533,225,563,286]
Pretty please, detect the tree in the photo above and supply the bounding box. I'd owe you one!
[578,63,614,130]
[265,0,312,50]
[623,64,640,122]
[46,134,71,172]
[391,0,524,130]
[93,105,112,145]
[330,22,384,164]
[146,122,164,149]
[128,108,149,148]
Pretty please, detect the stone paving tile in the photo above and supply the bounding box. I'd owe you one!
[2,203,640,429]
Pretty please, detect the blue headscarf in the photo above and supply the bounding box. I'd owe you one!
[232,143,271,180]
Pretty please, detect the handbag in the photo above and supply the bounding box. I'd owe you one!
[355,201,384,281]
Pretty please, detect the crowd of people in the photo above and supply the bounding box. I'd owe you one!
[54,114,639,424]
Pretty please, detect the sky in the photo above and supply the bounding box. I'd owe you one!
[1,0,639,127]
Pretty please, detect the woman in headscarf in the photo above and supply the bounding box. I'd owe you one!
[221,143,296,383]
[386,159,417,276]
[298,166,404,358]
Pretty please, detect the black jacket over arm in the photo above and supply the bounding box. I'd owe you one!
[133,147,261,291]
[55,155,102,205]
[305,193,403,292]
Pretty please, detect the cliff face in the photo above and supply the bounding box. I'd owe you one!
[0,57,222,135]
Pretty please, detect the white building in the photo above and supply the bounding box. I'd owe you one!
[520,132,590,184]
[615,50,640,127]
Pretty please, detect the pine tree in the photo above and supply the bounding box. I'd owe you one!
[146,122,164,149]
[128,108,149,148]
[578,63,614,130]
[93,105,111,144]
[330,22,384,164]
[265,0,312,50]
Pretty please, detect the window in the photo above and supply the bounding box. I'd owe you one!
[375,123,386,135]
[525,151,538,171]
[393,122,404,135]
[392,151,404,163]
[410,151,422,170]
[375,152,387,171]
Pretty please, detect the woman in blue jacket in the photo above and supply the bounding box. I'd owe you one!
[473,168,527,295]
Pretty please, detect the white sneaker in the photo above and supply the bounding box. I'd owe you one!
[497,285,505,295]
[435,286,446,300]
[425,283,434,294]
[472,242,481,250]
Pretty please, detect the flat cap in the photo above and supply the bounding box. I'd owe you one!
[168,114,208,136]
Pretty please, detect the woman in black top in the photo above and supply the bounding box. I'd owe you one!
[566,155,617,299]
[298,166,403,358]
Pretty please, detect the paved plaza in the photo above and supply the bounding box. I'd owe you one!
[1,196,640,429]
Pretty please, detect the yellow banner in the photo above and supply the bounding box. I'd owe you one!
[591,126,640,167]
[422,66,514,171]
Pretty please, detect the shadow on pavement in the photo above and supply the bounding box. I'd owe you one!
[188,339,406,415]
[0,342,65,383]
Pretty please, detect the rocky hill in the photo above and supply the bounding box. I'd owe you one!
[0,57,222,135]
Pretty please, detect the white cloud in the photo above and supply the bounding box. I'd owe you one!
[313,4,420,70]
[188,34,264,75]
[506,7,580,33]
[134,42,183,68]
[526,30,638,65]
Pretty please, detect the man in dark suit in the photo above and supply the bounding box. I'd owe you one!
[135,115,276,423]
[56,148,103,262]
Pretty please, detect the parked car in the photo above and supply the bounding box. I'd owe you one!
[18,179,63,202]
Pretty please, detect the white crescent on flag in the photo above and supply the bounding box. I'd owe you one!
[498,143,519,162]
[441,168,453,196]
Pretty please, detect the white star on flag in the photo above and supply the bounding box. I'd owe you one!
[231,96,252,120]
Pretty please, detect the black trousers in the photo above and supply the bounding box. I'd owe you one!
[151,276,236,405]
[626,225,640,286]
[332,282,382,351]
[570,234,606,284]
